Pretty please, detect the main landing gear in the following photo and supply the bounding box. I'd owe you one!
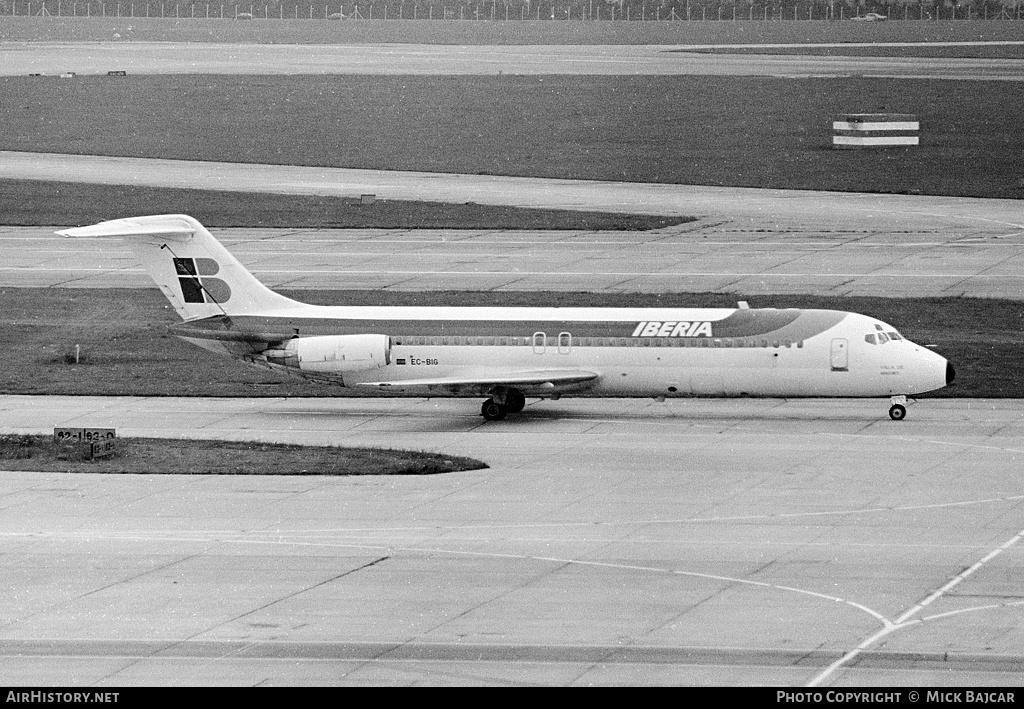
[888,395,908,421]
[480,390,527,421]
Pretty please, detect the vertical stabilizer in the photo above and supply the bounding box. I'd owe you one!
[57,215,299,320]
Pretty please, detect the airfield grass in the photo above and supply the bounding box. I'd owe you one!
[0,433,487,475]
[2,287,1019,399]
[3,74,1024,199]
[5,16,1024,46]
[0,179,689,231]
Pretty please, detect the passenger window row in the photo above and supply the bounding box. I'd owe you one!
[392,335,804,349]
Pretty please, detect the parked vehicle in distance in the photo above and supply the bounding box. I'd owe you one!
[851,12,887,20]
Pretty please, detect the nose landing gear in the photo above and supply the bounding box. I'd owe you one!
[888,395,908,421]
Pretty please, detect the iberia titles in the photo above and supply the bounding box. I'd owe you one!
[631,321,714,338]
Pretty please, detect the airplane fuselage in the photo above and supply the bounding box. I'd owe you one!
[173,304,952,400]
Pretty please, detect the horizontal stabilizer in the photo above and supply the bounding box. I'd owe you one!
[57,216,196,242]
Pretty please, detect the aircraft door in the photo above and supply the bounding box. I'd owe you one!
[830,338,849,372]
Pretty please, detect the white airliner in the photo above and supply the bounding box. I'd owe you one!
[58,215,955,421]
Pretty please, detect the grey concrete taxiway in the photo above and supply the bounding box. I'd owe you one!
[4,41,1024,80]
[2,395,1024,686]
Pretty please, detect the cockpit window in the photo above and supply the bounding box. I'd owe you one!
[865,334,877,345]
[888,332,902,341]
[874,324,884,331]
[877,333,889,344]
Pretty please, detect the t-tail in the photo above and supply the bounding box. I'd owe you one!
[57,214,298,320]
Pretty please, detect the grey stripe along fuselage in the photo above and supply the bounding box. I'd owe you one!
[170,308,848,347]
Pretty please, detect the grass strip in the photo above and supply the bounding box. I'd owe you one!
[3,74,1024,199]
[0,434,487,475]
[0,179,689,231]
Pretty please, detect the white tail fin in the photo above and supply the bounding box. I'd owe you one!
[57,215,299,320]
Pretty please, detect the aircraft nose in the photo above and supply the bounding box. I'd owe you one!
[946,361,956,386]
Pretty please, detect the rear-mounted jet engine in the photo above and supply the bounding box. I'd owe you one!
[263,334,391,373]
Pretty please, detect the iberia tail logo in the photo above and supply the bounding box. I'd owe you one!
[174,257,232,304]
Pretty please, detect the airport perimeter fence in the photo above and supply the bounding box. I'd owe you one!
[5,0,1024,21]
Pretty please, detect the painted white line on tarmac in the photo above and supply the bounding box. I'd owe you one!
[808,526,1024,687]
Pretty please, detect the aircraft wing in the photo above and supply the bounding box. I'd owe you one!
[354,370,599,396]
